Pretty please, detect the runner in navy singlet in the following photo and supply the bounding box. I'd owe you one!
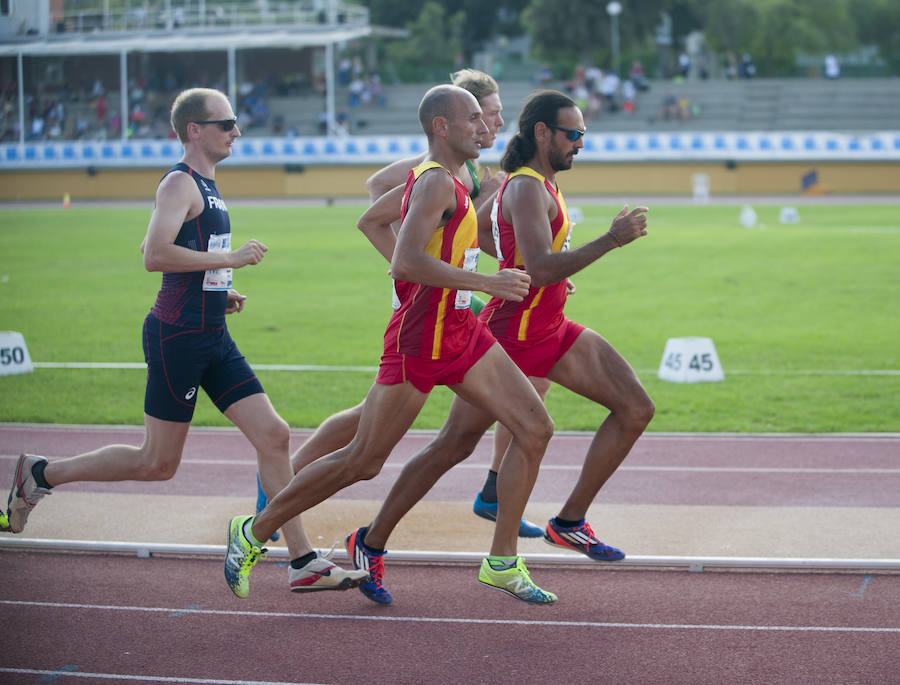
[4,87,366,595]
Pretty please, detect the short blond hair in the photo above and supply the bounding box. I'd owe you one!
[170,87,224,143]
[450,69,499,101]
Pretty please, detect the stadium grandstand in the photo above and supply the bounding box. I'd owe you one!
[1,0,899,199]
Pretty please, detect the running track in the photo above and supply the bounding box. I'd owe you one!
[1,425,899,684]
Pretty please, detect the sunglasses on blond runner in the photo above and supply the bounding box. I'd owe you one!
[549,124,585,141]
[192,118,238,132]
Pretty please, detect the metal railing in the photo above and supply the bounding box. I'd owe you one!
[55,0,368,35]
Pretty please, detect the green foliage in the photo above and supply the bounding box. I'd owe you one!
[1,202,898,433]
[854,0,900,74]
[383,1,466,82]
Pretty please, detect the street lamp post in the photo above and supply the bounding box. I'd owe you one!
[606,1,622,76]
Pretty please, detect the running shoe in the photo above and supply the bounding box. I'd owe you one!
[224,515,267,599]
[477,557,557,604]
[5,454,51,534]
[345,527,392,604]
[472,492,544,538]
[543,518,625,561]
[290,550,370,592]
[255,473,279,542]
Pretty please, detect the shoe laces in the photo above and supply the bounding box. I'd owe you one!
[367,551,386,586]
[242,545,267,571]
[320,540,340,562]
[578,521,601,545]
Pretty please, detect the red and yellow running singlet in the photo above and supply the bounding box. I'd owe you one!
[382,161,480,361]
[479,166,572,342]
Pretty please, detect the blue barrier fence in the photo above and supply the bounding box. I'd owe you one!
[2,131,900,170]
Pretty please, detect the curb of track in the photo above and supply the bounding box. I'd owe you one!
[2,537,899,573]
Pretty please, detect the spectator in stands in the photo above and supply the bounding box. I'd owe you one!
[660,92,678,121]
[600,69,620,112]
[629,60,649,91]
[677,93,693,121]
[622,79,636,114]
[825,53,840,79]
[94,93,108,127]
[28,114,45,140]
[677,51,691,79]
[585,64,603,93]
[108,112,122,138]
[74,114,89,139]
[368,72,386,107]
[724,52,738,80]
[348,76,365,108]
[338,57,352,86]
[535,64,553,85]
[739,54,756,79]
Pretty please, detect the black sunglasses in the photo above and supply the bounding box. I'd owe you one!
[193,118,237,132]
[550,124,585,141]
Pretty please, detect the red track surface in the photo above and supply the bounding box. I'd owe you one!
[2,551,898,684]
[2,426,899,684]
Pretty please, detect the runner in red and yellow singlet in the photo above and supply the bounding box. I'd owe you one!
[232,85,559,604]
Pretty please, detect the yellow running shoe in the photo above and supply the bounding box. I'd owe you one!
[224,515,266,599]
[477,556,557,604]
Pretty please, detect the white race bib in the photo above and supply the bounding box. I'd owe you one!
[454,247,480,309]
[490,198,504,261]
[203,233,232,291]
[391,280,401,310]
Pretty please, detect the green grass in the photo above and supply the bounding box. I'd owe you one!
[1,202,898,432]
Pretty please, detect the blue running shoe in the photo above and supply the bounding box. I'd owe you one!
[345,527,392,605]
[543,518,625,561]
[473,492,544,538]
[255,473,279,542]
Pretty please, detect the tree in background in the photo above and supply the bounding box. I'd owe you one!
[521,0,673,78]
[382,1,466,82]
[855,0,900,75]
[363,0,896,79]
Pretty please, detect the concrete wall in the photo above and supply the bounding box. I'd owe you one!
[2,161,898,202]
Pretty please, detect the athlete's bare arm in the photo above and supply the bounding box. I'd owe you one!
[391,170,529,301]
[505,176,648,288]
[142,171,267,273]
[365,153,427,201]
[357,184,404,262]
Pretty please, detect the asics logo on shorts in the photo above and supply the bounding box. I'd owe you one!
[184,387,197,400]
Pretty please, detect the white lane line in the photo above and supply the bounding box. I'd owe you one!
[2,599,898,634]
[1,453,898,474]
[6,424,900,441]
[30,362,900,376]
[0,668,320,685]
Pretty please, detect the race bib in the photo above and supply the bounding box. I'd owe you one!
[391,280,401,310]
[490,199,504,261]
[203,233,232,291]
[454,247,480,309]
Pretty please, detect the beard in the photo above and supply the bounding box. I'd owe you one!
[550,147,575,171]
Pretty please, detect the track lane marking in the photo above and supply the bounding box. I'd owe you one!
[2,599,898,633]
[0,668,322,685]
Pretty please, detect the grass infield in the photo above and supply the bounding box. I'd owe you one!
[1,201,897,433]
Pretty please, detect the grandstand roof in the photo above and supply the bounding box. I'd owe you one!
[0,25,373,57]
